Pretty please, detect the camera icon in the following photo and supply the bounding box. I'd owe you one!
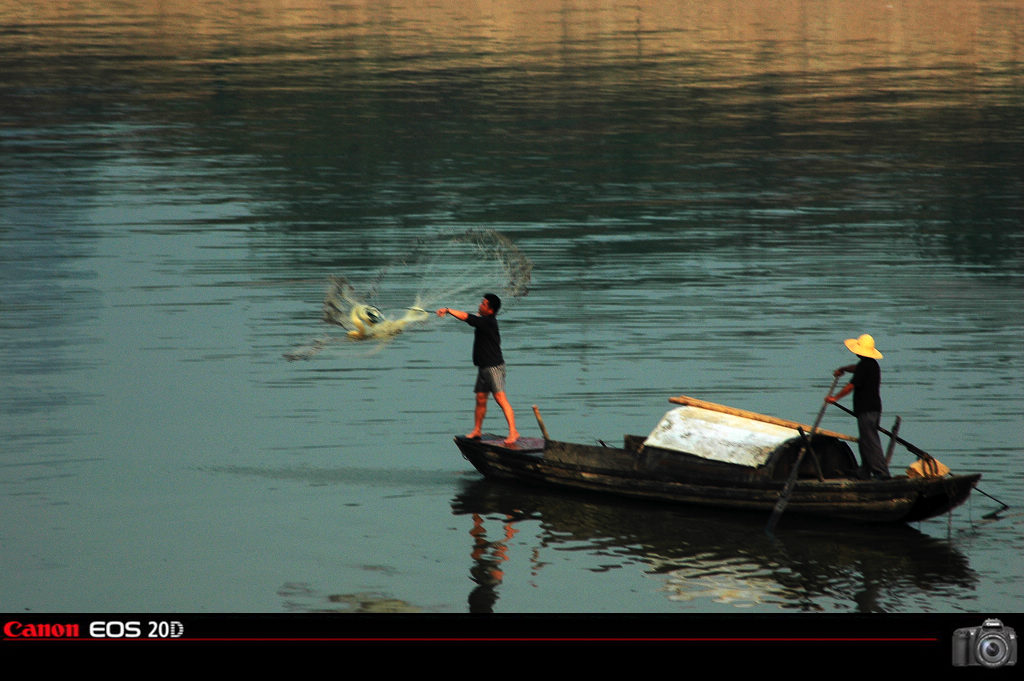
[952,619,1017,668]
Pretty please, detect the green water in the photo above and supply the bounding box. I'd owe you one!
[1,0,1021,618]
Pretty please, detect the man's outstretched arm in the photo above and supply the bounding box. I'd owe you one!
[436,307,470,321]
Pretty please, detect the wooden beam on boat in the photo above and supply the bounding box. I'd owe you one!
[885,416,901,464]
[532,405,551,441]
[668,394,857,442]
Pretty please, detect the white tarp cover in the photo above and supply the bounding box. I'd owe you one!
[643,406,799,468]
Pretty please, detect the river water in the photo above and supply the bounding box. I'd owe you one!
[1,0,1022,620]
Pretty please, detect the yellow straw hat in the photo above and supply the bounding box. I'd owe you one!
[844,333,883,359]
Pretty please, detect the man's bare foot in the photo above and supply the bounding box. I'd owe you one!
[466,431,482,439]
[503,432,520,446]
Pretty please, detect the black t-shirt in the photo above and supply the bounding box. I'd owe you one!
[465,314,503,367]
[851,357,882,414]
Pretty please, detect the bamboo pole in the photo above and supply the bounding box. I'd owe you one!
[669,394,857,442]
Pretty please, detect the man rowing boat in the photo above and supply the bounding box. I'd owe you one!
[827,333,890,480]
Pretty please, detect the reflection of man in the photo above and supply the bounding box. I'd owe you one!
[467,513,519,614]
[826,334,890,480]
[437,294,519,445]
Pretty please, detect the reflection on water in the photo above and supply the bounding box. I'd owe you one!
[453,479,977,613]
[0,0,1021,613]
[467,512,522,614]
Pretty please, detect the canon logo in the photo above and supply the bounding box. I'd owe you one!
[4,621,81,638]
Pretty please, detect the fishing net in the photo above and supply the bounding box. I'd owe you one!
[285,228,532,360]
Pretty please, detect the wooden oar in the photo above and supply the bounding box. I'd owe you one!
[766,375,839,535]
[828,401,1010,516]
[827,401,934,461]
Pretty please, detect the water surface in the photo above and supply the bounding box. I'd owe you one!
[1,0,1021,615]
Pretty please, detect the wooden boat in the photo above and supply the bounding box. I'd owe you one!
[453,395,981,524]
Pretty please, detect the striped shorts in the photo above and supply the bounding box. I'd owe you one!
[474,364,507,394]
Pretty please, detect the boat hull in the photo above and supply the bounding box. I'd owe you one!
[454,436,981,524]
